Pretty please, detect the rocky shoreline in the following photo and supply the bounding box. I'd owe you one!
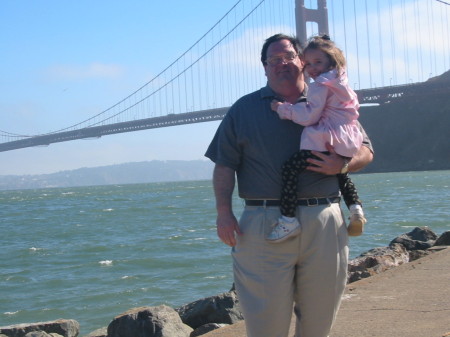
[1,226,449,337]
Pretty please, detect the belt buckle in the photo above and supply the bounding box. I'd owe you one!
[307,198,319,206]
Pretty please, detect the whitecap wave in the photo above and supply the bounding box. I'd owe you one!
[204,275,226,280]
[29,247,43,251]
[4,311,19,315]
[121,275,136,279]
[99,260,113,266]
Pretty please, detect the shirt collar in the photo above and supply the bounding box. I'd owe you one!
[260,83,308,103]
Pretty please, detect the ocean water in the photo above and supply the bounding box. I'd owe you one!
[1,170,449,335]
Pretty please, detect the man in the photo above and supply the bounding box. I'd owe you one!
[205,34,373,337]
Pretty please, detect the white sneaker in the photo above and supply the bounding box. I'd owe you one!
[266,217,301,242]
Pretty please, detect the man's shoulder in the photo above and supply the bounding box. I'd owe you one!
[229,86,272,111]
[235,87,266,102]
[224,89,259,118]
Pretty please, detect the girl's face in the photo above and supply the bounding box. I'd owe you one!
[303,49,332,79]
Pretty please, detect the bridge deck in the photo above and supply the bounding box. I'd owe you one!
[1,78,448,152]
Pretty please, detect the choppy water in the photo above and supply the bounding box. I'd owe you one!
[1,170,449,335]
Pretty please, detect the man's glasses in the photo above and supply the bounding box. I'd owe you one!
[265,52,298,66]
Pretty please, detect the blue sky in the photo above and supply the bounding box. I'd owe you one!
[1,0,448,175]
[0,1,239,175]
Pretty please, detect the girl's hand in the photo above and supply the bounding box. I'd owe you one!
[271,100,282,112]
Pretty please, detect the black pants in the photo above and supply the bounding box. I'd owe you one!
[280,150,362,217]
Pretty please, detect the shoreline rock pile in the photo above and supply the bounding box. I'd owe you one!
[1,227,449,337]
[347,226,447,283]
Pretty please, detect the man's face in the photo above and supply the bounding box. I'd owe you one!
[264,39,303,90]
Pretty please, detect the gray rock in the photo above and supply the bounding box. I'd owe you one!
[83,327,107,337]
[408,249,433,261]
[434,231,450,246]
[390,226,437,250]
[176,291,243,330]
[0,319,79,337]
[348,244,409,283]
[24,332,63,337]
[190,323,228,337]
[107,305,192,337]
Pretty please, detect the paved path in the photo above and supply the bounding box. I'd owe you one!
[202,247,450,337]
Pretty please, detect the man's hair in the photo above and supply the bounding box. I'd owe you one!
[261,34,303,65]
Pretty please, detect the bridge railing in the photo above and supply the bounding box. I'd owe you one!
[356,75,449,104]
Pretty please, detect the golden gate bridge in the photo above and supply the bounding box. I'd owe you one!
[1,0,449,152]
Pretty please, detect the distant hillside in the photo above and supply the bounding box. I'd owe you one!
[0,160,215,191]
[358,70,450,173]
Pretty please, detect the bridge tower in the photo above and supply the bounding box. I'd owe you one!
[295,0,329,46]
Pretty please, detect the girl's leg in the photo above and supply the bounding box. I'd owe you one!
[280,150,312,217]
[267,151,313,242]
[337,173,362,209]
[337,173,366,236]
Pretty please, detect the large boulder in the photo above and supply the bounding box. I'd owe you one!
[176,291,243,330]
[434,231,450,246]
[390,226,437,250]
[107,305,192,337]
[0,319,79,337]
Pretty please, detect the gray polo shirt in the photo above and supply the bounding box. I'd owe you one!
[205,85,373,199]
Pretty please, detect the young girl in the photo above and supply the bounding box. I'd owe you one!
[267,34,366,242]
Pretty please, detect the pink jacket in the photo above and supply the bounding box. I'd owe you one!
[277,69,363,158]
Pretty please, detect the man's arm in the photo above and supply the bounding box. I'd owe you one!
[347,145,373,172]
[213,164,242,247]
[306,143,374,175]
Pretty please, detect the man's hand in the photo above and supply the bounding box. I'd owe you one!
[306,143,344,175]
[213,164,242,247]
[216,212,241,247]
[306,143,373,175]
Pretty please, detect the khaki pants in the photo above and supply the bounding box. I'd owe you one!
[232,202,348,337]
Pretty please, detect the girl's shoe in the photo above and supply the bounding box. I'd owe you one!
[347,213,366,236]
[267,217,301,242]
